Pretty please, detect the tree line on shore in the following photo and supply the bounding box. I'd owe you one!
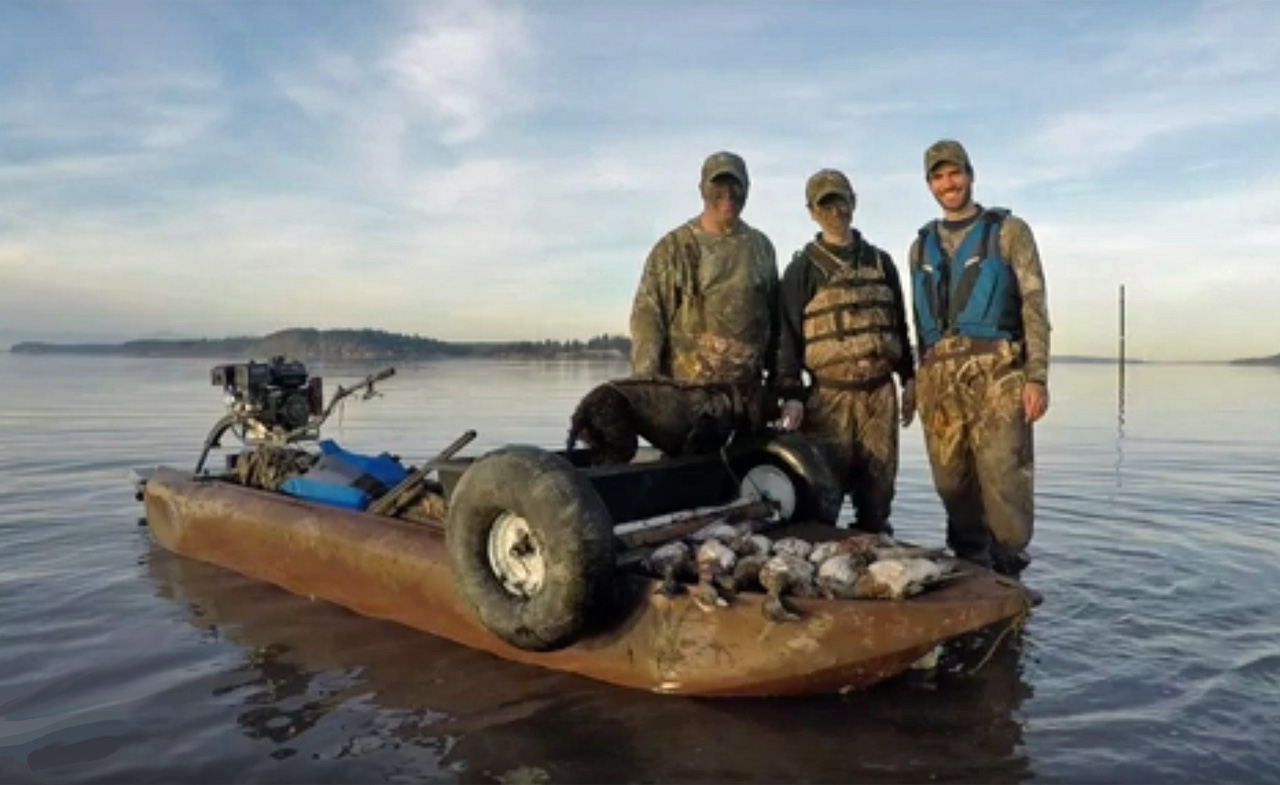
[9,328,634,362]
[10,328,1277,365]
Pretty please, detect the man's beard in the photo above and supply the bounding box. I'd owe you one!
[935,186,972,212]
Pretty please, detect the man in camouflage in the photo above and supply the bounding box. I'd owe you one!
[910,140,1051,577]
[629,150,779,398]
[775,169,916,535]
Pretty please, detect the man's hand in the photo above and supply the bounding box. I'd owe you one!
[1023,381,1049,423]
[900,378,917,427]
[779,399,805,431]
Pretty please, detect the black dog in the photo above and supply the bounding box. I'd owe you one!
[567,378,773,466]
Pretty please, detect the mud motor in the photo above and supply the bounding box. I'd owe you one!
[210,356,322,433]
[194,361,395,476]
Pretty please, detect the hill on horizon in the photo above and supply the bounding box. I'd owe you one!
[9,327,1273,366]
[9,328,631,362]
[1229,352,1280,366]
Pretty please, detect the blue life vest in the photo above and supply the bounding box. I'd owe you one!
[911,208,1021,349]
[279,439,408,511]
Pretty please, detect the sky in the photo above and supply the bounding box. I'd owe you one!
[1,0,1278,361]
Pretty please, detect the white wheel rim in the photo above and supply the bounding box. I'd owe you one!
[487,511,546,598]
[740,464,797,520]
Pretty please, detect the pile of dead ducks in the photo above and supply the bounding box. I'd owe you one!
[639,521,963,623]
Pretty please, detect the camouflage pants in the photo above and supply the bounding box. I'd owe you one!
[802,379,898,533]
[916,339,1034,570]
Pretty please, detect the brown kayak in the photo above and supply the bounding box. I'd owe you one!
[143,465,1035,698]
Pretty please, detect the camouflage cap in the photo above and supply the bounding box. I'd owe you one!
[925,139,971,174]
[805,168,854,205]
[700,151,749,189]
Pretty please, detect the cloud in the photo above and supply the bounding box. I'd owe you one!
[384,1,536,145]
[2,0,1280,361]
[1098,0,1280,84]
[0,73,225,156]
[985,0,1280,190]
[270,53,360,122]
[261,0,536,188]
[1019,84,1280,185]
[0,153,160,183]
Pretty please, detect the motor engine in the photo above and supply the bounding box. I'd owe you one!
[211,356,323,436]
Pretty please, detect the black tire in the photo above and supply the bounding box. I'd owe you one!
[446,445,616,652]
[729,431,843,525]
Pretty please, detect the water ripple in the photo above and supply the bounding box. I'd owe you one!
[1,357,1279,783]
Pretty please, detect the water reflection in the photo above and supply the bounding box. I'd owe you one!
[1115,359,1127,491]
[213,643,337,750]
[145,547,1036,783]
[149,552,352,752]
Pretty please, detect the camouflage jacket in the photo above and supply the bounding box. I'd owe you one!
[629,217,779,385]
[908,207,1051,385]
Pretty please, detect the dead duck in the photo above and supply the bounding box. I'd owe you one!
[815,553,866,600]
[758,553,816,623]
[852,557,949,600]
[771,537,814,561]
[809,536,878,566]
[645,540,694,597]
[807,534,947,565]
[728,531,772,559]
[692,539,737,611]
[689,521,739,544]
[729,552,770,592]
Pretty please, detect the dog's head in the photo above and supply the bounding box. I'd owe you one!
[566,383,639,465]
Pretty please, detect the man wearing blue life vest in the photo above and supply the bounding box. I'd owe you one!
[776,169,917,535]
[910,140,1051,577]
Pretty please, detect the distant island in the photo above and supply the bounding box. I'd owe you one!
[1054,355,1145,364]
[9,328,1273,366]
[9,328,632,362]
[1230,353,1280,366]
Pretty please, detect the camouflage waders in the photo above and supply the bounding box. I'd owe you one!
[795,241,905,535]
[916,336,1033,570]
[802,379,899,533]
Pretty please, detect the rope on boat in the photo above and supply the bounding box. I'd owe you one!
[232,445,317,491]
[963,590,1034,677]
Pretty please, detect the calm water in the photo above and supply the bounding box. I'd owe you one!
[1,353,1278,784]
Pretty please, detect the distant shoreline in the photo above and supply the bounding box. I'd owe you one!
[8,328,631,363]
[1229,354,1280,367]
[7,328,1276,366]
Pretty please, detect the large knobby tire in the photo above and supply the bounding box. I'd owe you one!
[730,432,843,525]
[446,446,616,652]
